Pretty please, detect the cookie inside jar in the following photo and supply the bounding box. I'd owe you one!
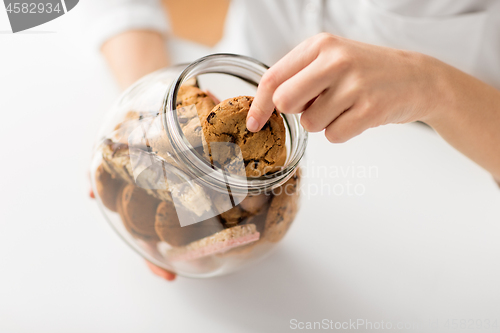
[92,55,307,278]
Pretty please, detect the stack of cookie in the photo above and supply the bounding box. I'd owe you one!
[94,81,300,262]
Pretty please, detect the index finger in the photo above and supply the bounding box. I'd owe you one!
[247,37,321,131]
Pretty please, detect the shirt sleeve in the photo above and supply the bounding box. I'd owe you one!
[81,0,170,52]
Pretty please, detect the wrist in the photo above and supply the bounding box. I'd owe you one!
[414,54,457,127]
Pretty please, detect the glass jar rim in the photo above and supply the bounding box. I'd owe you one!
[162,53,308,194]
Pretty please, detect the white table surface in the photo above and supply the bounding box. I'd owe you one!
[1,7,499,333]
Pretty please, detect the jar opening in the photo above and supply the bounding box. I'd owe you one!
[162,54,308,194]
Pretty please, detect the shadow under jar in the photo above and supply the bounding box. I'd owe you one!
[90,54,308,278]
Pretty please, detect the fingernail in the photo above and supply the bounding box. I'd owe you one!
[246,116,259,132]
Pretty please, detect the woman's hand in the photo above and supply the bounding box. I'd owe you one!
[247,33,440,141]
[145,261,176,281]
[247,33,500,180]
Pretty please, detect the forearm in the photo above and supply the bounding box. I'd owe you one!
[422,57,500,180]
[102,30,169,90]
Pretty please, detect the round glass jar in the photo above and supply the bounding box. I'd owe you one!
[90,54,308,278]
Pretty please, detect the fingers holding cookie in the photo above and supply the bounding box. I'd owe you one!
[202,96,287,177]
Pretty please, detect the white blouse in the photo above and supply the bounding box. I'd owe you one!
[83,0,500,89]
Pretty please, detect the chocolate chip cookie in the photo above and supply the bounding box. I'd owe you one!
[94,163,124,212]
[118,184,161,240]
[263,169,301,242]
[148,85,215,160]
[202,96,287,177]
[239,193,271,215]
[176,85,216,120]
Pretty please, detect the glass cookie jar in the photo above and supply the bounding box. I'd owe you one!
[90,54,308,278]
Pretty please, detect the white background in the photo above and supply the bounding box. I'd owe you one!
[1,4,499,333]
